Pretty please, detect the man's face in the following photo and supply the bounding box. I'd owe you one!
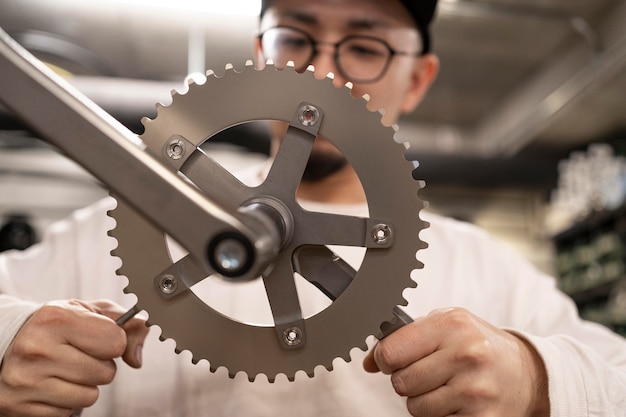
[257,0,437,181]
[258,0,428,123]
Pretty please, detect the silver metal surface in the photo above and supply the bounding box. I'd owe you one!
[0,20,426,386]
[0,26,282,281]
[110,62,428,381]
[292,245,414,338]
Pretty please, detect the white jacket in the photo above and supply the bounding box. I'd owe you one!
[1,196,625,416]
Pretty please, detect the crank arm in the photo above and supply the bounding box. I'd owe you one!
[0,27,281,279]
[293,245,413,338]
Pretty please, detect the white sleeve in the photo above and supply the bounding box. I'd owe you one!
[0,197,119,361]
[0,295,39,361]
[0,197,118,302]
[520,332,626,416]
[418,214,626,416]
[506,255,626,416]
[477,231,626,415]
[488,233,626,415]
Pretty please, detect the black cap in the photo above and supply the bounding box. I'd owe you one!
[400,0,438,54]
[259,0,438,54]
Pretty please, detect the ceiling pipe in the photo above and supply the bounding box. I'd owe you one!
[438,0,602,52]
[470,0,626,156]
[400,0,626,158]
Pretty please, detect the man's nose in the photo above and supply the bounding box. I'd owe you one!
[309,45,347,87]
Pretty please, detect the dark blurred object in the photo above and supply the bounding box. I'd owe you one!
[0,215,37,252]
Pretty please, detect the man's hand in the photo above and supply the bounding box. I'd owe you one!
[0,299,148,417]
[364,308,549,417]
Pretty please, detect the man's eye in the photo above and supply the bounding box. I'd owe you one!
[346,44,386,58]
[278,37,309,49]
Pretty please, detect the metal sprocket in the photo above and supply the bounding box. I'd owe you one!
[108,62,427,382]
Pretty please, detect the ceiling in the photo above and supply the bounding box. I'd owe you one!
[412,0,626,154]
[1,0,625,190]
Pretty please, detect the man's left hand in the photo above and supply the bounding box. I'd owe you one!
[363,307,549,417]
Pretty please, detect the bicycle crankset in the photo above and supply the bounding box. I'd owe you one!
[109,61,428,382]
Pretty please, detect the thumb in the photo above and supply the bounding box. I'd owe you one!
[362,344,381,373]
[119,315,149,369]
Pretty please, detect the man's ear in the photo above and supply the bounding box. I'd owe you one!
[400,53,439,114]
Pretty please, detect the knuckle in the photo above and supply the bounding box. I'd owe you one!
[9,335,44,361]
[390,372,408,396]
[438,308,493,366]
[100,360,118,384]
[460,381,497,405]
[81,386,101,407]
[0,364,31,389]
[108,327,127,357]
[454,339,491,367]
[91,299,115,311]
[439,307,473,329]
[374,341,398,370]
[405,396,424,417]
[93,321,126,358]
[36,303,76,329]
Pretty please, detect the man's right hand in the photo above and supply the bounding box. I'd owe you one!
[0,299,148,417]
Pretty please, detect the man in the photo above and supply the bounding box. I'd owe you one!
[1,0,625,416]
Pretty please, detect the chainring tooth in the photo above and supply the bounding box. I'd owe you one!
[108,61,427,382]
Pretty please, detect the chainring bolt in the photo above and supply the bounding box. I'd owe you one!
[298,104,320,127]
[372,224,392,245]
[166,138,185,160]
[282,327,303,346]
[158,274,178,294]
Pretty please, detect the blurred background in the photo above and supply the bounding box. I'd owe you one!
[1,0,625,334]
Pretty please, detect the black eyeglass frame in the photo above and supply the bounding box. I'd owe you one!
[258,26,422,84]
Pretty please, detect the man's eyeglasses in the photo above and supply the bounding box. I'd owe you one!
[258,26,420,84]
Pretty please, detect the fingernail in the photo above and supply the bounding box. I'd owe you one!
[135,344,143,367]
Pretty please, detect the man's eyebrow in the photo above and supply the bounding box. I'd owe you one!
[346,18,392,31]
[276,9,318,25]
